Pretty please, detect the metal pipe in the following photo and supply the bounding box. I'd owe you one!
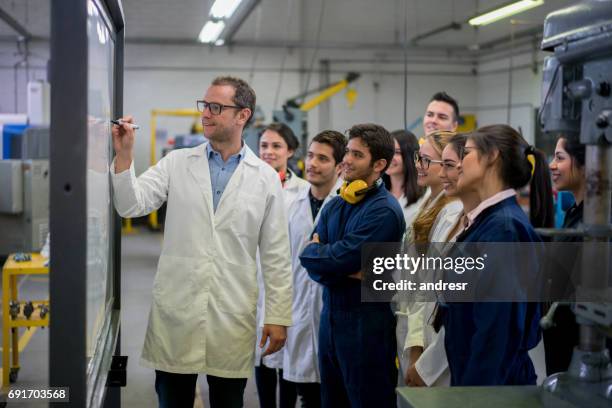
[579,141,612,353]
[0,7,32,40]
[317,59,331,130]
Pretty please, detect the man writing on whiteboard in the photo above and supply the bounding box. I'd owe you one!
[111,76,292,408]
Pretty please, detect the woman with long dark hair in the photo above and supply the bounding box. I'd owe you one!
[384,130,425,226]
[544,135,586,375]
[442,124,553,385]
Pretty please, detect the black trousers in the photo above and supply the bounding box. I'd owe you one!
[254,365,297,408]
[295,382,321,408]
[154,370,247,408]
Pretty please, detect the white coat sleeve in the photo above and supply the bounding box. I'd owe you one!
[403,301,426,351]
[414,327,449,386]
[110,155,171,218]
[258,177,293,327]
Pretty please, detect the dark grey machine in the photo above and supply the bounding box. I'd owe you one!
[539,1,612,407]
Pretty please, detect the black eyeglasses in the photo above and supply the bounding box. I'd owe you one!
[196,100,244,115]
[414,151,443,170]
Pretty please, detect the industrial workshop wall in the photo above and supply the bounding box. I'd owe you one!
[49,0,124,406]
[121,43,478,174]
[2,27,545,177]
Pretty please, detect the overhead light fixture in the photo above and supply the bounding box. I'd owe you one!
[198,20,225,43]
[197,0,260,45]
[468,0,544,26]
[210,0,243,19]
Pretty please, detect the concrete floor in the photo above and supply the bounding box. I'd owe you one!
[120,229,260,408]
[0,229,261,407]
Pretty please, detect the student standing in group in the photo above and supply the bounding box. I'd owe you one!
[111,76,292,408]
[401,130,462,385]
[442,124,553,385]
[282,130,346,408]
[300,124,405,407]
[544,135,586,375]
[255,122,308,408]
[404,133,480,387]
[396,92,461,381]
[384,129,425,226]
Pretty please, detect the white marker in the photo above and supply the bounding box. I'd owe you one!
[111,119,140,130]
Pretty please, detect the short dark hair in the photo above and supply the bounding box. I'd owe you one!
[211,76,256,125]
[260,122,299,151]
[311,130,347,165]
[430,91,460,122]
[347,123,394,173]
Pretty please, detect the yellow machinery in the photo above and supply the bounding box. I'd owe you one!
[2,253,49,387]
[273,72,361,172]
[297,73,360,112]
[136,76,361,231]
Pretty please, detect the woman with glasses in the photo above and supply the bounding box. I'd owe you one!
[383,130,425,227]
[399,130,462,386]
[441,124,553,386]
[405,133,484,387]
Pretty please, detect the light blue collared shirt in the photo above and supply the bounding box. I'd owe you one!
[207,142,246,212]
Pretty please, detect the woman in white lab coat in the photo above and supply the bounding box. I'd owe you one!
[255,123,309,407]
[111,141,293,378]
[406,133,472,387]
[399,130,461,386]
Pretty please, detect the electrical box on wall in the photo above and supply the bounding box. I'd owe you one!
[27,80,51,126]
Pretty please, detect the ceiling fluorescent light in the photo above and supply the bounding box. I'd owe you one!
[210,0,243,19]
[198,20,226,43]
[469,0,544,26]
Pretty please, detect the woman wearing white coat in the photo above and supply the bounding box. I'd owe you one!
[407,133,471,387]
[400,130,461,386]
[111,77,292,408]
[255,123,308,408]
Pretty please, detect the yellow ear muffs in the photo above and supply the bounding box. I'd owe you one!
[339,180,370,204]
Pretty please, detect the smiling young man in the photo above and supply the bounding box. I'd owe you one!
[111,76,292,408]
[299,124,405,407]
[281,130,346,407]
[423,92,459,136]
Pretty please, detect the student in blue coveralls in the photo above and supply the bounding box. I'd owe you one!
[300,124,406,408]
[441,124,553,386]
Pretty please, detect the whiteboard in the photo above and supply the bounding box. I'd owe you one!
[86,0,115,369]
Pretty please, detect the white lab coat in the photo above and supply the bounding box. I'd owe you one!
[396,187,433,376]
[282,181,341,383]
[255,170,309,369]
[397,192,429,229]
[411,201,462,387]
[111,143,292,378]
[397,190,461,383]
